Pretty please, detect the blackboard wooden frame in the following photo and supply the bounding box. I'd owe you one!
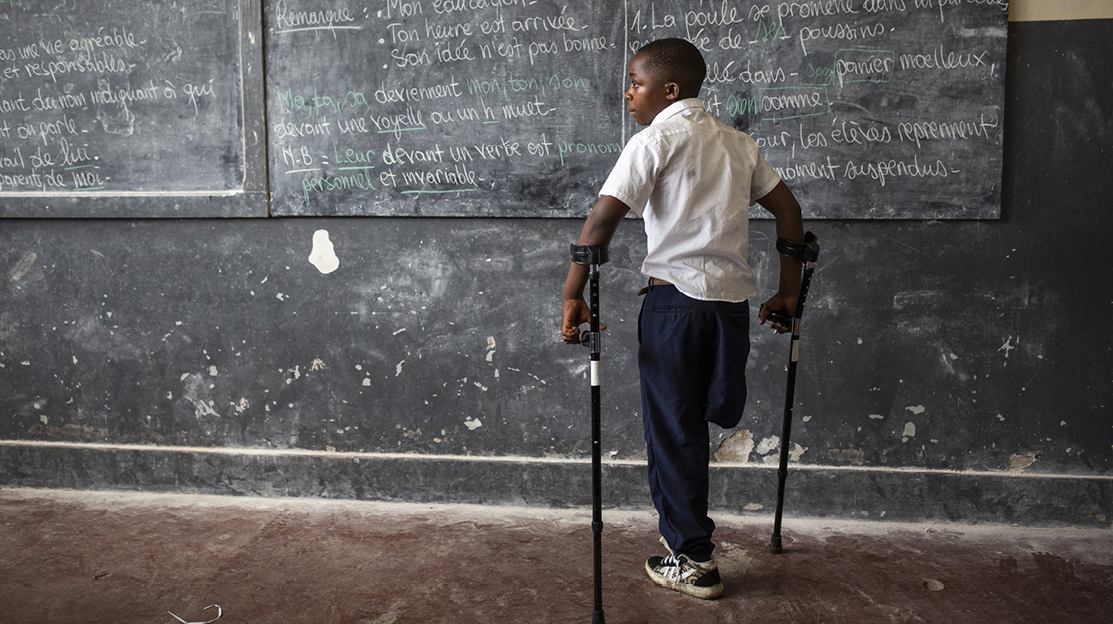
[0,0,268,219]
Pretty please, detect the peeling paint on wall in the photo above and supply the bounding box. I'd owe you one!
[712,429,754,463]
[755,435,780,455]
[1008,453,1037,473]
[902,422,917,442]
[308,230,339,274]
[788,443,807,462]
[999,337,1017,359]
[828,448,866,465]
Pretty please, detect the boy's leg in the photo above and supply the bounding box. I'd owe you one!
[639,285,717,561]
[639,286,751,562]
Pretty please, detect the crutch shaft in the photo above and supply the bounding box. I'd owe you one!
[571,244,608,624]
[769,232,819,554]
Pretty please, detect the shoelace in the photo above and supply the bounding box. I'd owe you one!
[659,555,698,582]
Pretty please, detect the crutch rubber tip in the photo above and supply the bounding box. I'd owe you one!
[770,536,783,554]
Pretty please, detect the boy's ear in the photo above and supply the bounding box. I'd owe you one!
[664,81,681,100]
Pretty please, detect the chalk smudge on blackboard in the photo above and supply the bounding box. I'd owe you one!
[998,336,1016,358]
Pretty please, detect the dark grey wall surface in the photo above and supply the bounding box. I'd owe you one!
[2,19,1111,527]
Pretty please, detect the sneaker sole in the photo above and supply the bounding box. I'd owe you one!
[644,559,724,600]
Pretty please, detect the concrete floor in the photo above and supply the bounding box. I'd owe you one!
[1,488,1110,624]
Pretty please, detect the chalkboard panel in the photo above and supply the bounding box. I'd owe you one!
[0,0,266,218]
[266,0,1007,218]
[653,0,1010,219]
[265,0,628,216]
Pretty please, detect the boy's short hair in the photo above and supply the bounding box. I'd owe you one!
[636,38,707,96]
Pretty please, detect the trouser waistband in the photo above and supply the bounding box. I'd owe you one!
[638,277,673,296]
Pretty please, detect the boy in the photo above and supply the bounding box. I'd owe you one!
[561,38,805,600]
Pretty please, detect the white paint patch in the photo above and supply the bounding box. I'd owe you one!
[906,405,926,415]
[308,230,340,274]
[362,378,372,386]
[743,503,763,511]
[789,443,806,461]
[208,366,219,377]
[40,415,48,425]
[464,417,482,431]
[998,337,1016,358]
[395,360,405,376]
[756,436,780,455]
[902,422,917,441]
[869,414,885,420]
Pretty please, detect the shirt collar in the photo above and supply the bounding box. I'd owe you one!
[651,98,705,126]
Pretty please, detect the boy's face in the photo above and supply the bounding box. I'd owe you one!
[625,52,677,126]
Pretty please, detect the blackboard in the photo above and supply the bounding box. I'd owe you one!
[0,1,1008,219]
[265,0,627,217]
[266,0,1008,219]
[0,0,266,218]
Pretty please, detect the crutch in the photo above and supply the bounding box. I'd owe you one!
[570,243,609,624]
[766,232,820,555]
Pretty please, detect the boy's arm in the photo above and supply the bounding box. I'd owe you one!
[756,181,806,332]
[561,195,630,344]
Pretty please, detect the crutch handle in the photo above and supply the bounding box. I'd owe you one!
[766,310,793,330]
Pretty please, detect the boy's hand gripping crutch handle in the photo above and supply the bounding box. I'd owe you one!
[570,243,609,624]
[765,233,820,330]
[770,232,819,554]
[571,244,610,350]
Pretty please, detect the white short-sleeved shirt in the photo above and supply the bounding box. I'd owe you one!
[600,99,781,302]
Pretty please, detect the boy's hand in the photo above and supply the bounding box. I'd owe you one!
[560,195,628,345]
[759,292,797,334]
[562,297,607,344]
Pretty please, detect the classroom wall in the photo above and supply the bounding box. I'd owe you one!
[1,8,1110,527]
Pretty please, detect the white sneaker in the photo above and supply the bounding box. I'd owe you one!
[645,552,724,600]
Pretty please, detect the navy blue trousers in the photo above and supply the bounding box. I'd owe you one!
[638,284,750,561]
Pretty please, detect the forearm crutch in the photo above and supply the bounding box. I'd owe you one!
[766,232,820,555]
[570,243,609,624]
